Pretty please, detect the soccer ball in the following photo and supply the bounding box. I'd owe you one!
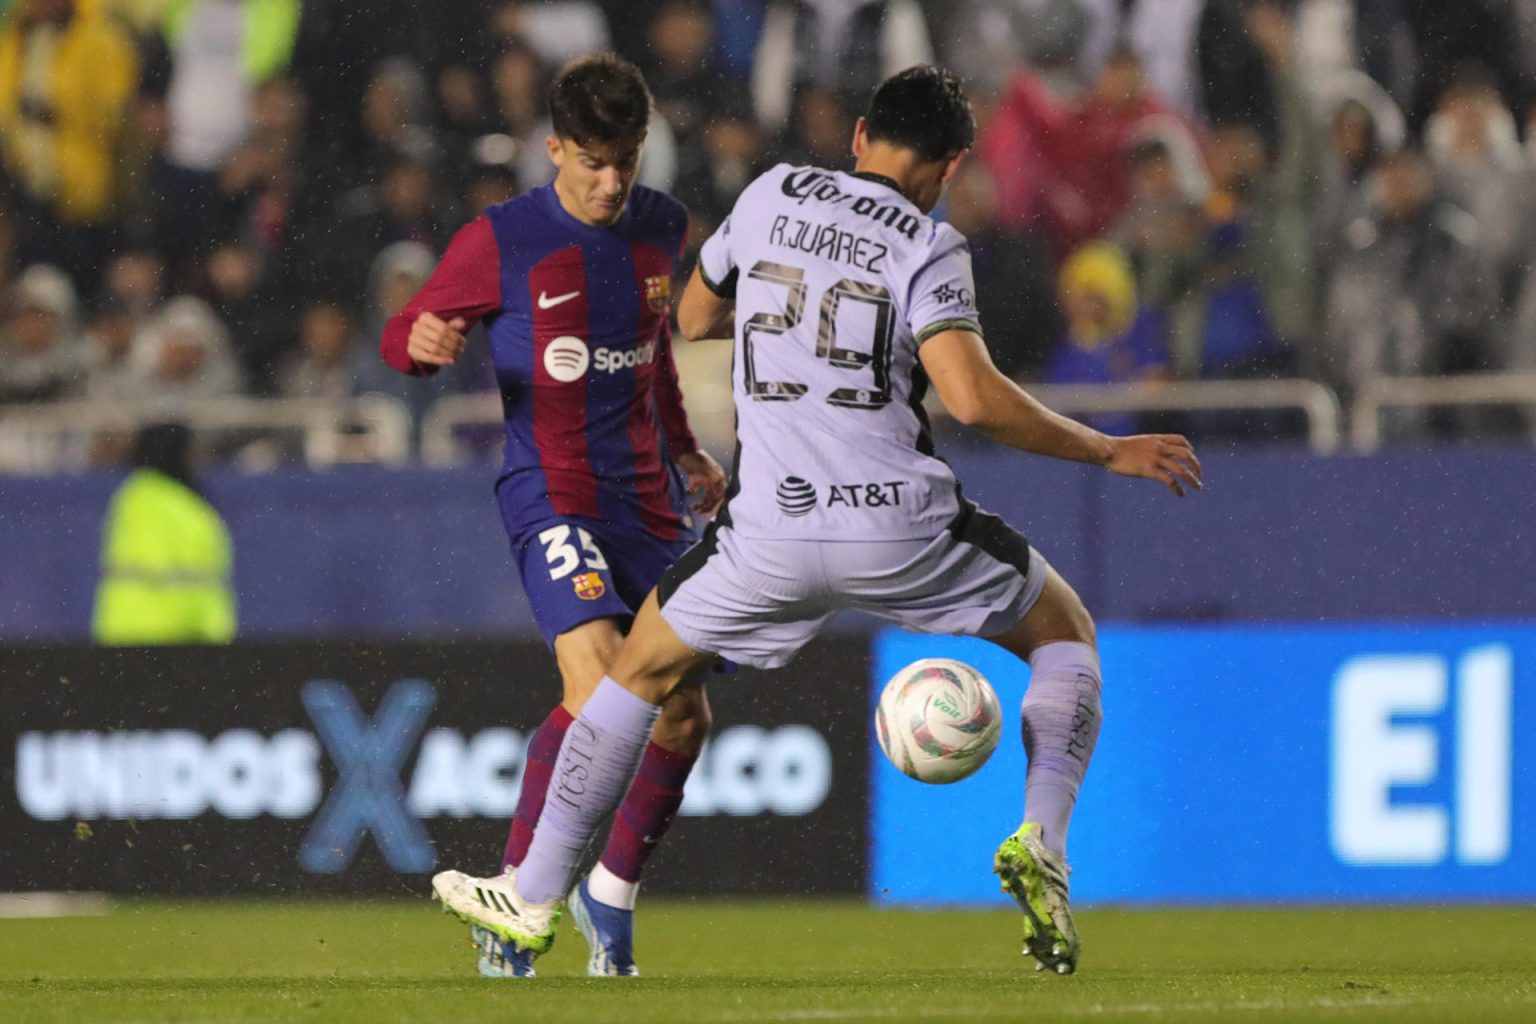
[875,658,1002,784]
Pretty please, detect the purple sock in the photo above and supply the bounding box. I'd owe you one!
[1021,641,1103,857]
[501,704,574,870]
[516,677,661,904]
[599,741,698,882]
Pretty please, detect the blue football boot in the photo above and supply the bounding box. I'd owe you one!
[566,876,640,977]
[471,924,537,978]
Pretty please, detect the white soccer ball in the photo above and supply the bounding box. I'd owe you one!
[875,658,1002,784]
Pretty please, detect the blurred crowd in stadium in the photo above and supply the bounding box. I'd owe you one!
[1,0,1534,466]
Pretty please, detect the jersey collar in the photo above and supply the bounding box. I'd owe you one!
[540,181,631,234]
[851,170,903,195]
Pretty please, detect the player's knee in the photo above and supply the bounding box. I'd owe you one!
[654,687,711,754]
[554,620,625,703]
[1067,604,1097,648]
[1046,571,1096,647]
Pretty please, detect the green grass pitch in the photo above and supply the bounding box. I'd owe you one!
[2,900,1534,1023]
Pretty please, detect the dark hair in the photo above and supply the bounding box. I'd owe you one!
[132,422,200,494]
[863,65,975,162]
[548,52,652,146]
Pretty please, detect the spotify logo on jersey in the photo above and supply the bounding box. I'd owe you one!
[543,336,590,382]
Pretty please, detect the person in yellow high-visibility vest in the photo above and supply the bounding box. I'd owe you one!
[92,422,236,644]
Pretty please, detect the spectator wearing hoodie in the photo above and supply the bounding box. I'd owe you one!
[1322,149,1499,416]
[1424,69,1530,280]
[129,294,244,405]
[0,263,81,404]
[1315,71,1407,273]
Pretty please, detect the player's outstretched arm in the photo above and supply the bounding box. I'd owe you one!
[379,217,502,376]
[675,266,735,342]
[920,328,1202,496]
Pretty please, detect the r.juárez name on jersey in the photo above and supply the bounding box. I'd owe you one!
[698,164,985,541]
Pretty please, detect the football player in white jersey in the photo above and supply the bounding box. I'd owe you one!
[432,65,1201,976]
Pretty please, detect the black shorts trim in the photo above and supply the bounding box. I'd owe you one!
[947,500,1032,578]
[657,521,722,608]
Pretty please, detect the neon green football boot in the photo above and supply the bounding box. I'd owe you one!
[993,823,1080,975]
[432,867,561,957]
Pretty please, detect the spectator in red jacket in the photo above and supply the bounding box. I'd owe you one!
[978,46,1203,256]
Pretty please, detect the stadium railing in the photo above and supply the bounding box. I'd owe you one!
[419,392,503,466]
[46,372,1536,472]
[1350,373,1536,451]
[0,395,413,473]
[1025,380,1343,454]
[416,378,1346,462]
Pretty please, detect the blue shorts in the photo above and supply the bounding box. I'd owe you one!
[511,515,697,648]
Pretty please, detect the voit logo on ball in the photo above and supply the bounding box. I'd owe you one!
[776,477,817,517]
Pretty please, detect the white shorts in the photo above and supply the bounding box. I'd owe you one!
[656,503,1049,669]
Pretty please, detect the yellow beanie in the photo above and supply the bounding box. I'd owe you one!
[1060,241,1137,341]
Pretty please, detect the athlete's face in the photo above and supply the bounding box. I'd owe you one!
[548,134,646,226]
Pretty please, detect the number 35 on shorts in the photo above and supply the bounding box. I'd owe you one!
[537,524,611,582]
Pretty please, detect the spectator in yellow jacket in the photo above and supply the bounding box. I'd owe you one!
[92,422,236,645]
[0,0,139,287]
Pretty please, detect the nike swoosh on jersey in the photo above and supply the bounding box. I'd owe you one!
[537,290,581,309]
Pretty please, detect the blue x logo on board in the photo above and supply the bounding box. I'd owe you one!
[298,679,437,874]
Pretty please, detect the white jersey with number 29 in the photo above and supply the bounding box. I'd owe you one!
[696,164,983,541]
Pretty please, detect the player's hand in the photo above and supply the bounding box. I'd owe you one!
[676,449,728,517]
[1105,434,1203,497]
[407,312,467,367]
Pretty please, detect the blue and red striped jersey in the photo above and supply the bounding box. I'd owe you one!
[381,182,699,541]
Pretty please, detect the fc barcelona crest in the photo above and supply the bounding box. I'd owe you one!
[644,274,671,313]
[573,572,606,601]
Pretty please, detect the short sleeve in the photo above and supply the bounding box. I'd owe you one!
[697,213,738,298]
[906,229,983,345]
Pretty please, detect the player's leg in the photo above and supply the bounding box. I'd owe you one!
[987,562,1101,858]
[500,530,713,976]
[512,591,714,917]
[437,530,821,958]
[499,617,624,872]
[588,522,713,915]
[561,618,715,978]
[475,517,705,976]
[984,562,1102,976]
[855,510,1099,975]
[517,519,824,898]
[442,607,710,963]
[471,621,626,976]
